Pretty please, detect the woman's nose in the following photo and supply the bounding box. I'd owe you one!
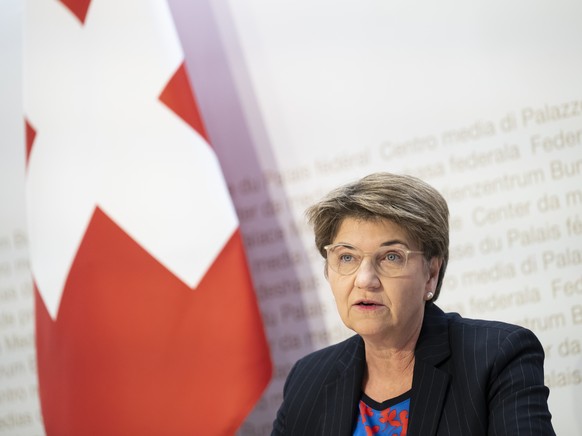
[354,258,381,289]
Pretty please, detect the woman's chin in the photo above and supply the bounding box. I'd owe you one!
[350,319,392,340]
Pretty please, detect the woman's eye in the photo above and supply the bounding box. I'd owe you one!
[339,254,355,263]
[383,252,403,262]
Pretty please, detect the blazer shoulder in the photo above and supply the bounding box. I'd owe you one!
[444,310,539,344]
[440,309,546,371]
[290,334,363,380]
[421,304,544,365]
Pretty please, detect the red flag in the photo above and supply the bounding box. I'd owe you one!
[24,0,272,434]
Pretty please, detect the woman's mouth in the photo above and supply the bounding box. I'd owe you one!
[355,300,382,309]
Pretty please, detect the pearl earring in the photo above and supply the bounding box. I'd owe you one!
[426,292,434,300]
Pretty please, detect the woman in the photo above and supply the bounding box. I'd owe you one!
[272,172,554,435]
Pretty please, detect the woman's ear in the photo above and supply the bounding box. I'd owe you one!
[425,257,443,292]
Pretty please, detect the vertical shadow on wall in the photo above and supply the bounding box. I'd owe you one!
[167,1,328,433]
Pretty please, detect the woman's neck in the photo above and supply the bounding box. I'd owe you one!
[362,346,415,402]
[361,325,421,402]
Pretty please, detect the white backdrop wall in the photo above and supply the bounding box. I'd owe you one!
[1,1,582,435]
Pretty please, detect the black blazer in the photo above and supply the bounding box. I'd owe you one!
[272,304,555,435]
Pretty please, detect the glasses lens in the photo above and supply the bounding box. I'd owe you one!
[326,245,411,276]
[376,248,407,275]
[328,245,361,275]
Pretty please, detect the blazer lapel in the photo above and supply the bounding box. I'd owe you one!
[408,304,452,436]
[322,336,365,436]
[408,359,450,436]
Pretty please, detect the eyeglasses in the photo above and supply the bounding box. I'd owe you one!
[323,243,424,277]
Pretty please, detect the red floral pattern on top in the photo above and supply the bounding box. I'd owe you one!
[399,410,409,436]
[360,402,375,424]
[353,396,410,436]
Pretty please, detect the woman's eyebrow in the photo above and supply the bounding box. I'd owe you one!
[333,242,356,248]
[333,240,411,249]
[379,240,410,248]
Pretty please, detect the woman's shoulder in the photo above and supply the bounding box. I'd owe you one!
[448,309,536,340]
[428,303,533,335]
[427,304,543,354]
[293,334,364,370]
[281,334,364,403]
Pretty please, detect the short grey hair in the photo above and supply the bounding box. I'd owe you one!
[306,172,449,300]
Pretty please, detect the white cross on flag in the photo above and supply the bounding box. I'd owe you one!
[24,0,272,434]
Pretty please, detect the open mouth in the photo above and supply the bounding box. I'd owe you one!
[356,301,381,307]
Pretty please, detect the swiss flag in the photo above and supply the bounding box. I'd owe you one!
[24,0,272,435]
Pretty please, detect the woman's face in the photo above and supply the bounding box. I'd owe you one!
[326,217,441,346]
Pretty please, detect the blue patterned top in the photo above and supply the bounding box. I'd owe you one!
[353,390,410,435]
